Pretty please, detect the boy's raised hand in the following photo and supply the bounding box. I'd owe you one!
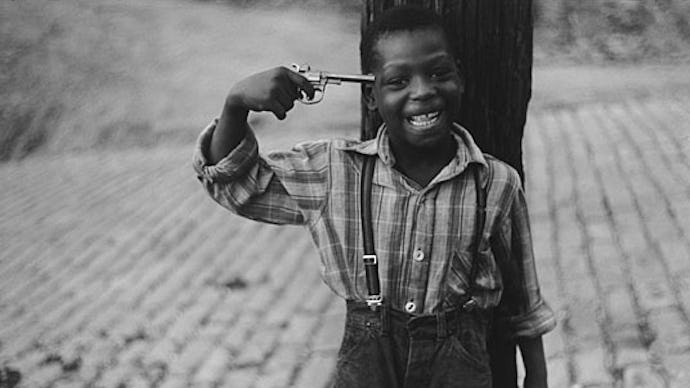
[225,66,315,120]
[209,67,316,163]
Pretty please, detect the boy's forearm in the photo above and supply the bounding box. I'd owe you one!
[517,336,548,388]
[209,98,250,165]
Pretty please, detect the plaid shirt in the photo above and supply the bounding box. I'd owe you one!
[193,121,555,338]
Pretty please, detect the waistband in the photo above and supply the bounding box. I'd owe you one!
[345,300,487,340]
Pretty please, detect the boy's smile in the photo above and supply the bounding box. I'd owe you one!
[367,27,463,156]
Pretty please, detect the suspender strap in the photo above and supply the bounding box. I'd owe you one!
[360,157,487,312]
[463,164,488,311]
[361,156,382,310]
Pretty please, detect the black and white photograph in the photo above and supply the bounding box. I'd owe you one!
[1,1,689,387]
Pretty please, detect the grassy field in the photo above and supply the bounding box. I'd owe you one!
[1,0,689,160]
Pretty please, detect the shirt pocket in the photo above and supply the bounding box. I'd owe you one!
[444,245,498,309]
[443,250,473,309]
[475,245,499,292]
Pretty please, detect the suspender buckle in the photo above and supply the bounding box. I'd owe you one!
[367,294,383,310]
[363,254,377,265]
[462,297,478,312]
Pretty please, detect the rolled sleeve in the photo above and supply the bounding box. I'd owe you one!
[191,119,331,226]
[193,119,259,183]
[505,299,556,338]
[494,183,557,339]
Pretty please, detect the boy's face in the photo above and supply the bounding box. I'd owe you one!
[366,27,463,151]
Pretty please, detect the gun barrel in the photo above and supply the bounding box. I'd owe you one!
[329,73,375,84]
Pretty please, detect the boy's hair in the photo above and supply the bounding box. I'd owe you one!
[360,5,454,74]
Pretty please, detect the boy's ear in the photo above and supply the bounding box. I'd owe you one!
[362,83,377,111]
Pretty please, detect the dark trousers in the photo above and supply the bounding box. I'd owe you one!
[332,301,492,388]
[488,331,518,388]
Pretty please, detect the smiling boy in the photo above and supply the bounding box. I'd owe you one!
[194,5,555,387]
[363,20,460,188]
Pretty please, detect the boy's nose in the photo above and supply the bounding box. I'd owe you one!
[409,76,435,100]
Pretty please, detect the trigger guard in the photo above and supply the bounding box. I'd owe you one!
[298,88,324,105]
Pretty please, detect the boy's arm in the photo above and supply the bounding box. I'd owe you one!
[194,67,326,225]
[209,67,314,164]
[491,169,556,387]
[518,336,547,388]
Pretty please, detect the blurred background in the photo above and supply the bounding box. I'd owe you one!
[1,0,689,160]
[1,1,689,387]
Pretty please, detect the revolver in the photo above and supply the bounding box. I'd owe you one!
[290,63,375,104]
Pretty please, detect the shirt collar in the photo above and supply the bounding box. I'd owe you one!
[337,123,489,188]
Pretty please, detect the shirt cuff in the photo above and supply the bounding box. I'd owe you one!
[504,299,557,339]
[192,119,259,183]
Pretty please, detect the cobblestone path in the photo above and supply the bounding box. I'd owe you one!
[1,96,689,387]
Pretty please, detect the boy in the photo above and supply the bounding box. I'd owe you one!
[193,5,555,387]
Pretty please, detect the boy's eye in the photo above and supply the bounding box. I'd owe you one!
[385,77,408,88]
[431,67,453,79]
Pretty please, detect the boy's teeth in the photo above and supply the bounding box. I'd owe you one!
[408,111,440,126]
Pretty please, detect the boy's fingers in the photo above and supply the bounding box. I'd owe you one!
[267,100,287,120]
[277,89,295,112]
[286,70,315,100]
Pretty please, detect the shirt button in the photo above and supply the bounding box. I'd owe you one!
[404,301,416,313]
[413,249,425,262]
